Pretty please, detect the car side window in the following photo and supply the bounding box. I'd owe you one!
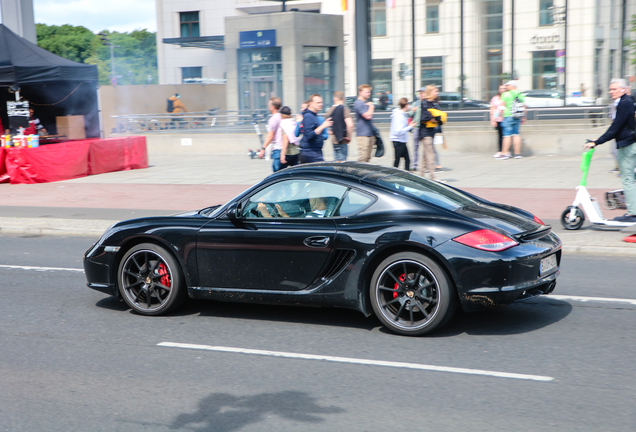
[241,179,348,219]
[334,189,375,217]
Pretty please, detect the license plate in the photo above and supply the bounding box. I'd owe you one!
[540,254,558,275]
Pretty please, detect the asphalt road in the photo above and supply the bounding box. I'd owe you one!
[0,234,634,432]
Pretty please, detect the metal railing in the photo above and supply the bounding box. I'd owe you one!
[111,106,610,135]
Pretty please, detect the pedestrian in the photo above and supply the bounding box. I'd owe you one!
[386,90,393,106]
[389,97,414,170]
[411,85,441,180]
[584,78,636,222]
[167,93,188,129]
[278,106,300,168]
[353,84,376,162]
[324,91,353,161]
[498,80,526,159]
[379,91,389,110]
[299,94,332,164]
[258,97,284,172]
[490,84,506,158]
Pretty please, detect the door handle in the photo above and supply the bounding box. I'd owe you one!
[304,236,330,248]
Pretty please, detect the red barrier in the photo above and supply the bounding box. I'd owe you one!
[0,147,8,183]
[88,136,148,175]
[1,136,148,184]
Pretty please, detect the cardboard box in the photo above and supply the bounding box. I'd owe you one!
[56,115,86,140]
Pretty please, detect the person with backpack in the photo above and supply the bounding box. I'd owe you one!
[279,106,301,168]
[167,94,188,129]
[324,91,353,161]
[498,80,526,159]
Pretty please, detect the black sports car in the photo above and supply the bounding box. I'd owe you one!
[84,163,561,336]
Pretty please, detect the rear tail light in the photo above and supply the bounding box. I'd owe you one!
[533,215,545,225]
[453,229,518,252]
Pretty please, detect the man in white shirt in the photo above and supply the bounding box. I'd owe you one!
[258,97,284,171]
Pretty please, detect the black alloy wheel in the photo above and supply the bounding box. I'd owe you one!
[118,243,185,315]
[370,252,455,336]
[560,206,585,230]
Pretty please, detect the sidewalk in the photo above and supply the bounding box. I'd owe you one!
[1,148,635,256]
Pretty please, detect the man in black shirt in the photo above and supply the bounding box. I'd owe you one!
[585,78,636,221]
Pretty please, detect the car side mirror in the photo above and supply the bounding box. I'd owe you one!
[226,202,241,220]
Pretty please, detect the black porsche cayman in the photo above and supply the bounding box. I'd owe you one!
[84,162,561,336]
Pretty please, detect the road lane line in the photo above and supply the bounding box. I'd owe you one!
[0,264,84,273]
[157,342,554,382]
[547,294,636,306]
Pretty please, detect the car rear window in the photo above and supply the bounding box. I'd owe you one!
[377,173,477,211]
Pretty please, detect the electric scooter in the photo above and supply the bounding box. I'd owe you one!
[561,145,636,230]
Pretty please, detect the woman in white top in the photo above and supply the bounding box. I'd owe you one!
[490,84,506,158]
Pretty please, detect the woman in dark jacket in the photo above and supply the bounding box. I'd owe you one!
[413,85,441,180]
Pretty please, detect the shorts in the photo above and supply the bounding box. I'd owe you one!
[502,117,521,137]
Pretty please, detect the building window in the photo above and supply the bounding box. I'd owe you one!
[421,56,443,90]
[180,12,200,38]
[483,0,503,99]
[539,0,554,26]
[370,59,392,105]
[532,51,557,90]
[303,47,335,106]
[182,67,202,83]
[609,49,616,77]
[370,0,386,37]
[426,6,439,34]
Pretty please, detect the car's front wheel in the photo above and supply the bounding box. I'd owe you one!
[118,243,185,315]
[370,252,455,336]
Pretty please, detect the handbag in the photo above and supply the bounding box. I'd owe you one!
[372,125,385,158]
[425,108,447,128]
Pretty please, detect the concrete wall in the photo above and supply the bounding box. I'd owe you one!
[134,126,610,159]
[99,84,226,137]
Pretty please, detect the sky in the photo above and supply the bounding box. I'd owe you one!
[30,0,157,33]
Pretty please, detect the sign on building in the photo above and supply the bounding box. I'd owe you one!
[239,30,276,49]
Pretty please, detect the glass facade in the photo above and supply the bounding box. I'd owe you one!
[370,0,386,37]
[426,6,439,34]
[532,51,557,89]
[421,56,443,90]
[182,67,202,84]
[238,48,282,111]
[482,0,503,99]
[370,59,393,103]
[539,0,554,26]
[180,12,200,38]
[303,47,335,106]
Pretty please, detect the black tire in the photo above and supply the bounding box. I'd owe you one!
[370,252,456,336]
[561,206,585,230]
[118,243,186,315]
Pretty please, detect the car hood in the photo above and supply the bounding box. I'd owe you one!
[455,202,539,235]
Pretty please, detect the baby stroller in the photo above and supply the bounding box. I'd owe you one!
[604,189,626,210]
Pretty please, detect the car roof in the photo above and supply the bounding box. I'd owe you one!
[266,162,403,184]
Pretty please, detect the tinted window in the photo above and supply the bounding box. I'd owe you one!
[242,179,348,219]
[335,189,375,217]
[378,173,476,211]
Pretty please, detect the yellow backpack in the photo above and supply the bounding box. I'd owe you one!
[426,108,447,128]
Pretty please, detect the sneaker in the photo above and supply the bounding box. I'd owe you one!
[613,213,636,222]
[435,166,443,172]
[493,152,502,158]
[514,155,523,159]
[609,168,620,174]
[497,154,510,160]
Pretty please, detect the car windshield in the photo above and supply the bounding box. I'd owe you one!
[377,173,477,211]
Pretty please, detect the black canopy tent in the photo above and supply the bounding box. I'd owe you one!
[0,24,99,137]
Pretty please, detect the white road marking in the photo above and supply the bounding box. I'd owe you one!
[157,342,554,382]
[547,294,636,306]
[0,264,83,273]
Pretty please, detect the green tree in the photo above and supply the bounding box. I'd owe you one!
[36,23,95,63]
[36,24,158,86]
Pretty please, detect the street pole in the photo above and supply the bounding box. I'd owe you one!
[563,0,567,106]
[460,0,464,108]
[110,45,115,83]
[412,0,416,97]
[511,0,514,79]
[620,0,627,78]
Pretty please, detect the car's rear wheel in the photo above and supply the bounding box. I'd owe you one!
[370,252,455,336]
[118,243,185,315]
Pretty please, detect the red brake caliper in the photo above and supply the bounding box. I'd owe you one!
[157,263,171,287]
[393,273,405,299]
